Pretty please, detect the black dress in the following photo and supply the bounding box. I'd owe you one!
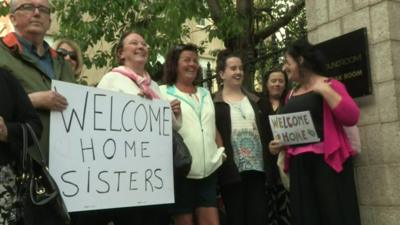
[0,68,42,225]
[279,91,360,225]
[259,94,291,225]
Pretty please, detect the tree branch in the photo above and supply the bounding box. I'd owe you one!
[206,0,223,24]
[254,0,305,43]
[254,6,272,16]
[236,0,254,42]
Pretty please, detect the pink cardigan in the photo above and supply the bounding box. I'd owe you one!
[285,79,360,173]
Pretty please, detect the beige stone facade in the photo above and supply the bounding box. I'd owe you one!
[306,0,400,224]
[183,19,225,92]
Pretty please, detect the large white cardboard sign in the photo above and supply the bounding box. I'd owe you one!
[49,80,174,212]
[269,111,320,145]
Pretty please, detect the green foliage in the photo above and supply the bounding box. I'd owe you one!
[0,1,9,17]
[254,1,307,90]
[53,0,208,77]
[205,1,243,42]
[53,0,305,86]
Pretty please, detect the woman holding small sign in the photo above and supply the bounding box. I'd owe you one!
[214,50,283,225]
[269,39,361,225]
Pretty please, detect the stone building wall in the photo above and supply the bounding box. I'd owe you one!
[305,0,400,224]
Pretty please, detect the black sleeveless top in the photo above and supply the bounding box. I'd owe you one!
[279,91,324,145]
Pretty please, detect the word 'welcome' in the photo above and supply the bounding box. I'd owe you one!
[269,111,320,145]
[49,81,174,212]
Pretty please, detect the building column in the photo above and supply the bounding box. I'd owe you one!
[305,0,400,225]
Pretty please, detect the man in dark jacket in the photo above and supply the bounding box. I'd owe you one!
[0,1,75,224]
[0,0,75,163]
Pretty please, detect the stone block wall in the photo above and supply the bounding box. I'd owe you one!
[305,0,400,224]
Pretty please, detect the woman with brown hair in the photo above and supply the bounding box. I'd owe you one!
[160,44,225,225]
[259,69,291,225]
[269,39,361,225]
[214,49,275,225]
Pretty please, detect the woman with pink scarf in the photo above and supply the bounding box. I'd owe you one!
[73,31,180,225]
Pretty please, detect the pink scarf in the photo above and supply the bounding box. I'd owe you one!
[112,66,159,99]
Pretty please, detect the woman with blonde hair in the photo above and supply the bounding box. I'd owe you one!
[54,39,84,82]
[72,31,181,225]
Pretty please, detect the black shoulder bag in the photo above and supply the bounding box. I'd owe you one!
[172,130,192,177]
[16,123,70,225]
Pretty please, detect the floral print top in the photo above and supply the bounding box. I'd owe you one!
[229,97,264,173]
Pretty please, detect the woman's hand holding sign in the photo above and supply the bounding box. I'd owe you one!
[0,116,8,142]
[269,138,284,155]
[170,99,181,117]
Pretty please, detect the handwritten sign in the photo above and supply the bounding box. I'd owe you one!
[268,111,320,145]
[49,80,174,212]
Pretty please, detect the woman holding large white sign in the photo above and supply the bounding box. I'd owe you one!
[269,39,361,225]
[73,31,181,225]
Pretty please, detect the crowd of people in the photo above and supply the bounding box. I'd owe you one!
[0,0,362,225]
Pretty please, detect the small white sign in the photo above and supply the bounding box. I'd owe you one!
[269,111,320,145]
[49,80,174,212]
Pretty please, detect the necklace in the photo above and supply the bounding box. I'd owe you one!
[229,100,247,119]
[187,92,199,102]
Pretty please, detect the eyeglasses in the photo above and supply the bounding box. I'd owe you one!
[13,3,51,15]
[129,40,150,49]
[56,48,78,61]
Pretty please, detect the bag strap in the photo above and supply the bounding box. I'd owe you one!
[20,124,59,205]
[21,123,28,172]
[23,123,46,166]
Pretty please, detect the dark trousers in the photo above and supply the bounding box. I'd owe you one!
[71,205,168,225]
[23,199,70,225]
[220,171,267,225]
[290,153,361,225]
[265,183,291,225]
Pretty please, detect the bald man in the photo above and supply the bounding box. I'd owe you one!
[0,1,75,224]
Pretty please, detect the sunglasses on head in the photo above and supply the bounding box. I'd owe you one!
[174,44,185,51]
[56,48,77,61]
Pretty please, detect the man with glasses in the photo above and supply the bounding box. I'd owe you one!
[0,0,75,221]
